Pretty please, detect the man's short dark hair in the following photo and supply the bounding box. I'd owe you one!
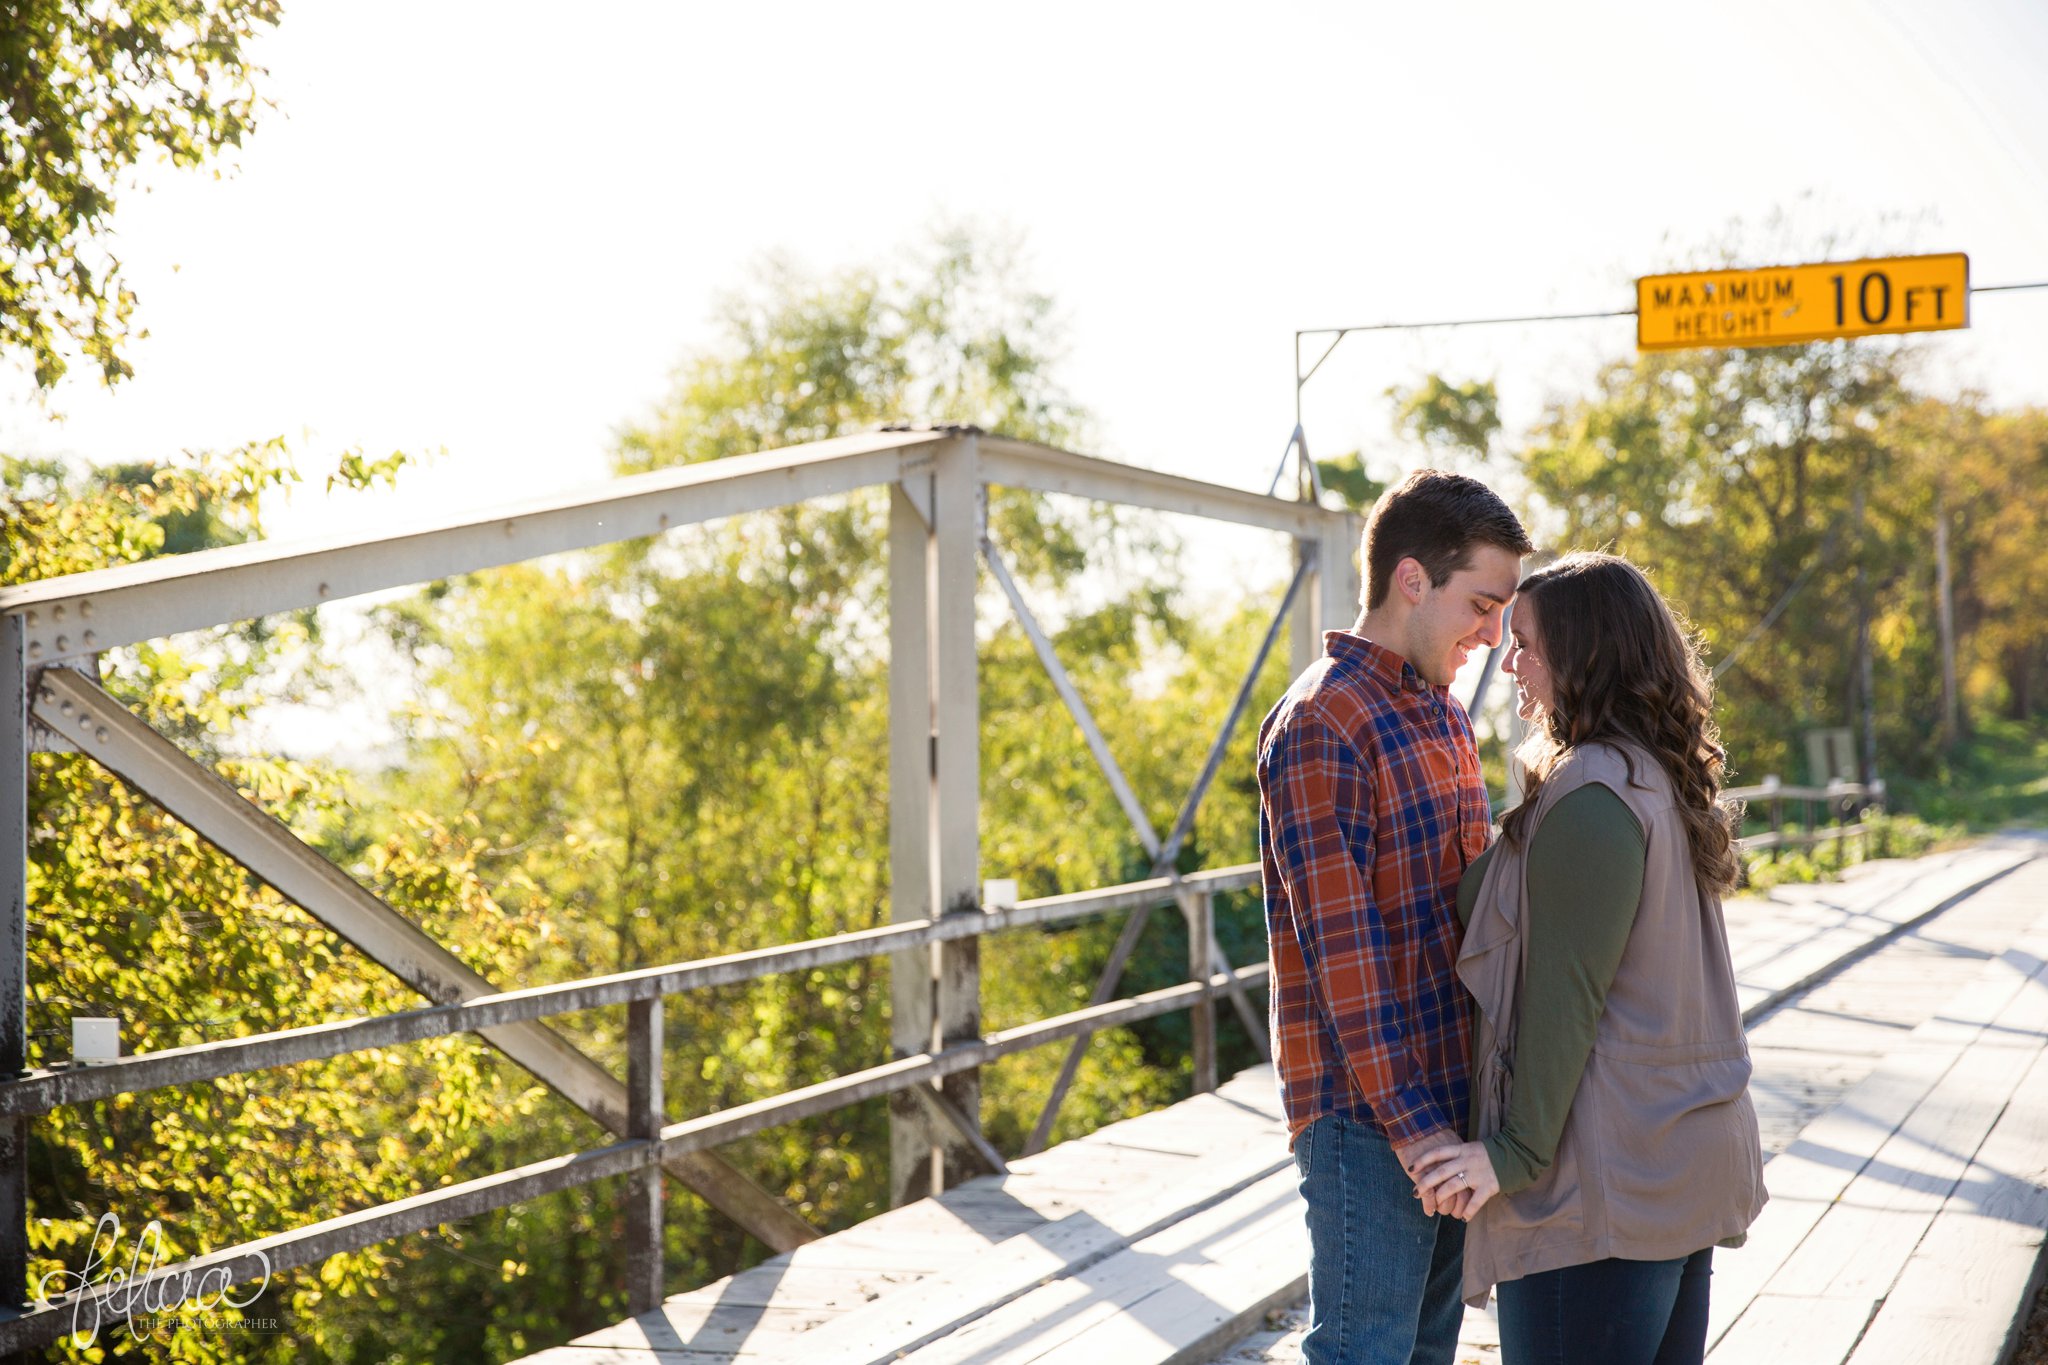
[1362,469,1533,609]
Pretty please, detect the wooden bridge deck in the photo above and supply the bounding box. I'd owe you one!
[510,837,2046,1365]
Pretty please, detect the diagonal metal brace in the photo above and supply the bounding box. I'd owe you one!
[1022,550,1312,1153]
[982,537,1269,1085]
[30,668,818,1251]
[981,536,1163,860]
[909,1082,1007,1176]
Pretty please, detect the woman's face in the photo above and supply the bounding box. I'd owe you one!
[1504,595,1555,721]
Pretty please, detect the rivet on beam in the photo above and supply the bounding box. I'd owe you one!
[318,583,331,599]
[27,641,41,658]
[79,599,93,618]
[24,610,37,628]
[51,605,66,622]
[83,631,96,647]
[54,636,68,652]
[97,728,111,743]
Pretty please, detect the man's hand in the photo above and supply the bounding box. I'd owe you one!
[1391,1129,1460,1216]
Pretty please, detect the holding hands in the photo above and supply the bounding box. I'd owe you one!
[1410,1141,1500,1221]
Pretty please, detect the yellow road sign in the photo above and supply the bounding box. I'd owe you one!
[1637,252,1969,352]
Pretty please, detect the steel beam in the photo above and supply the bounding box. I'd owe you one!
[1320,512,1362,638]
[1,432,943,665]
[624,998,665,1317]
[1186,893,1216,1094]
[888,477,941,1204]
[930,437,984,1192]
[977,436,1338,539]
[0,617,25,1312]
[910,1083,1008,1176]
[28,669,816,1251]
[1,865,1265,1119]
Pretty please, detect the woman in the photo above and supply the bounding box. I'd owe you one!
[1412,552,1765,1365]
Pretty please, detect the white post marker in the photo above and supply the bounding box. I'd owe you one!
[71,1017,119,1064]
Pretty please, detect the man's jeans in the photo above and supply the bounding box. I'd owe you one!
[1294,1114,1465,1365]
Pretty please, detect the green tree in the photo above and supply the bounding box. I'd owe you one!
[343,230,1278,1358]
[1389,373,1504,470]
[1514,339,1919,782]
[1,0,281,390]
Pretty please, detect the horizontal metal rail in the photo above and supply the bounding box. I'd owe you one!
[0,431,1353,667]
[1,863,1261,1119]
[1724,779,1878,804]
[1738,824,1875,853]
[0,964,1266,1355]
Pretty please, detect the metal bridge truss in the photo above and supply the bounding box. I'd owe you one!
[0,428,1361,1351]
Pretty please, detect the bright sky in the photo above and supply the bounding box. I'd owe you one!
[8,0,2048,562]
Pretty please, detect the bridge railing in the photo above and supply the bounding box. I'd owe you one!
[0,857,1264,1354]
[1727,775,1887,863]
[2,428,1354,1348]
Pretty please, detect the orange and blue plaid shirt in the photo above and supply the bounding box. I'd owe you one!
[1257,631,1493,1149]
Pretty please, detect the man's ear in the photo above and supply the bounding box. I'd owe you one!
[1395,556,1429,605]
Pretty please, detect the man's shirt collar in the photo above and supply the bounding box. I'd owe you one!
[1324,629,1436,695]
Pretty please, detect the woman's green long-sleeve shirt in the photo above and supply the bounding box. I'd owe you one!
[1456,782,1646,1195]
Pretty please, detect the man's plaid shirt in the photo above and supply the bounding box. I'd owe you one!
[1256,631,1493,1149]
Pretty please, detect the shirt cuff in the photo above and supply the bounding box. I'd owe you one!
[1483,1132,1539,1195]
[1375,1088,1453,1148]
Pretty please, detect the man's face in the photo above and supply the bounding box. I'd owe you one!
[1403,545,1522,687]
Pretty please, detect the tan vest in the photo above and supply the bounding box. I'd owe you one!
[1456,741,1766,1307]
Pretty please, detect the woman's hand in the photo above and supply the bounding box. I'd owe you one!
[1411,1141,1500,1221]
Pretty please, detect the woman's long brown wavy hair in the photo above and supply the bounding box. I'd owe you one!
[1500,552,1743,894]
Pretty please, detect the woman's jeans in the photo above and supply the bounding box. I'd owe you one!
[1293,1114,1465,1365]
[1495,1248,1714,1365]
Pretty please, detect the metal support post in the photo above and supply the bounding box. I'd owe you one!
[0,616,26,1311]
[887,476,940,1205]
[624,997,664,1316]
[930,437,984,1193]
[1290,537,1320,680]
[1184,892,1216,1095]
[1319,515,1361,643]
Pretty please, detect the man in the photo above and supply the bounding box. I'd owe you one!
[1257,469,1532,1365]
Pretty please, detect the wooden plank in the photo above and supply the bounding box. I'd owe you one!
[1731,848,2036,1022]
[515,1348,742,1364]
[1843,1009,2048,1365]
[669,1262,924,1311]
[787,1143,1294,1364]
[1017,1216,1306,1364]
[886,1166,1306,1365]
[1707,904,2048,1349]
[1706,1293,1878,1365]
[573,1303,835,1351]
[1704,1044,1960,1349]
[1764,1038,2038,1304]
